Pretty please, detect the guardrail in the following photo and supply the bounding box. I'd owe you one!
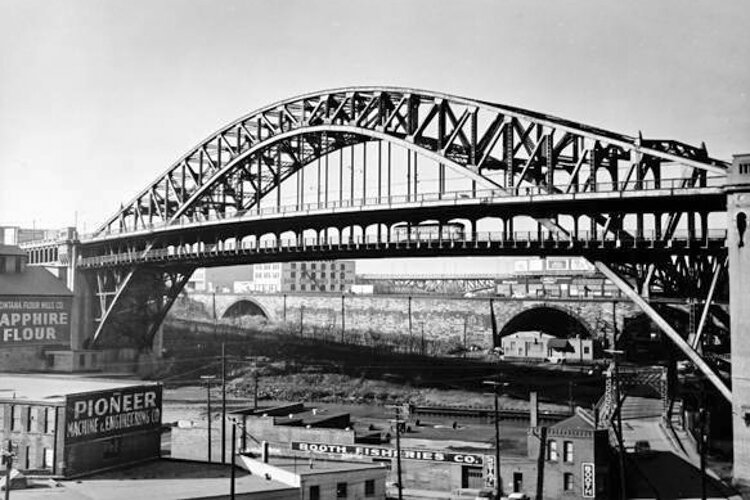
[78,229,727,268]
[83,176,725,241]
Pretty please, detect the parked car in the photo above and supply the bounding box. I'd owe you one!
[450,488,496,499]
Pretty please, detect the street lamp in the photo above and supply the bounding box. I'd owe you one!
[200,374,217,463]
[604,348,626,500]
[483,380,510,499]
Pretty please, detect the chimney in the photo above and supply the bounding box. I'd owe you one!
[530,391,539,428]
[261,440,269,463]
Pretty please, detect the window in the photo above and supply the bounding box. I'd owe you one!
[564,441,574,462]
[11,406,21,431]
[291,263,296,269]
[321,272,326,278]
[26,407,33,432]
[301,263,306,269]
[583,346,590,355]
[563,472,574,491]
[301,284,306,291]
[24,445,31,469]
[45,407,55,434]
[291,271,296,278]
[309,485,320,500]
[43,448,54,469]
[291,284,296,291]
[365,479,375,496]
[311,263,316,269]
[336,482,347,498]
[547,440,558,461]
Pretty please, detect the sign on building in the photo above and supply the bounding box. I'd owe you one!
[64,385,162,443]
[582,462,595,497]
[292,441,484,464]
[0,297,72,346]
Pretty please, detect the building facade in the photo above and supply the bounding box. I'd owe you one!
[0,375,162,477]
[0,244,74,371]
[501,331,596,362]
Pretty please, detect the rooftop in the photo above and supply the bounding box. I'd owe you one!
[0,266,72,296]
[10,459,297,499]
[267,456,386,475]
[0,244,26,256]
[0,374,159,404]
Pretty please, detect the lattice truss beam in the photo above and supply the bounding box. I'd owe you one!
[96,87,727,236]
[83,88,733,399]
[91,265,193,347]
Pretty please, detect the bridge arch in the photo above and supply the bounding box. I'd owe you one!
[498,304,595,339]
[222,298,271,320]
[93,86,728,236]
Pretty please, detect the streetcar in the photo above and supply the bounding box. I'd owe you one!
[392,222,465,242]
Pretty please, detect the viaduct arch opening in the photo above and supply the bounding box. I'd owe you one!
[222,299,269,319]
[498,306,592,339]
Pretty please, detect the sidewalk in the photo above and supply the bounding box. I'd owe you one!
[621,416,741,499]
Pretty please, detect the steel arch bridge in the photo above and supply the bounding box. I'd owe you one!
[50,87,732,400]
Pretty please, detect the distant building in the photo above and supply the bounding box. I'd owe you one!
[501,331,595,362]
[185,268,207,292]
[0,226,75,246]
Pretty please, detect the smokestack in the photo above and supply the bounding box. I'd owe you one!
[530,391,539,428]
[261,440,269,463]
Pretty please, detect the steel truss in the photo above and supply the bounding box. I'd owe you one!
[75,88,732,398]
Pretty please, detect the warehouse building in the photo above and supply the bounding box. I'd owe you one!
[171,400,612,498]
[0,374,162,477]
[0,244,74,371]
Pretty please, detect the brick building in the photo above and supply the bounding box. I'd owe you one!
[0,244,74,371]
[171,401,613,498]
[0,375,162,477]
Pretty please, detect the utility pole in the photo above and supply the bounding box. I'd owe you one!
[299,305,304,336]
[200,375,217,462]
[483,380,509,498]
[605,349,627,500]
[341,294,346,343]
[3,439,14,500]
[221,342,227,464]
[253,370,259,411]
[386,405,404,500]
[230,421,237,500]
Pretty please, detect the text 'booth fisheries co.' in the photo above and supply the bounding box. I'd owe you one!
[64,385,163,443]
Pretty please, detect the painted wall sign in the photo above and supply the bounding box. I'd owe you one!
[292,441,485,465]
[0,297,71,346]
[582,462,595,497]
[64,385,162,443]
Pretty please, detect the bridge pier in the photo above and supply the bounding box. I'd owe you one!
[727,154,750,489]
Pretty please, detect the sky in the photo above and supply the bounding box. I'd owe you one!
[1,0,749,273]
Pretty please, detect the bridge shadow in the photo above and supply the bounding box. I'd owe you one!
[162,317,604,407]
[627,451,736,499]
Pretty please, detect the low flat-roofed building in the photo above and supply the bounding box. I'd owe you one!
[8,458,299,500]
[0,374,162,478]
[239,454,387,500]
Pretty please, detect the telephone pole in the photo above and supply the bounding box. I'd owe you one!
[483,380,509,498]
[386,405,404,500]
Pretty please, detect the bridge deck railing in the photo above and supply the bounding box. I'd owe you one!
[78,228,727,268]
[81,176,725,241]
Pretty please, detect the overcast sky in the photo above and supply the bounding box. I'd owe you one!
[1,0,748,273]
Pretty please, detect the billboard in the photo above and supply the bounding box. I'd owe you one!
[0,297,72,346]
[292,441,485,465]
[64,385,162,443]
